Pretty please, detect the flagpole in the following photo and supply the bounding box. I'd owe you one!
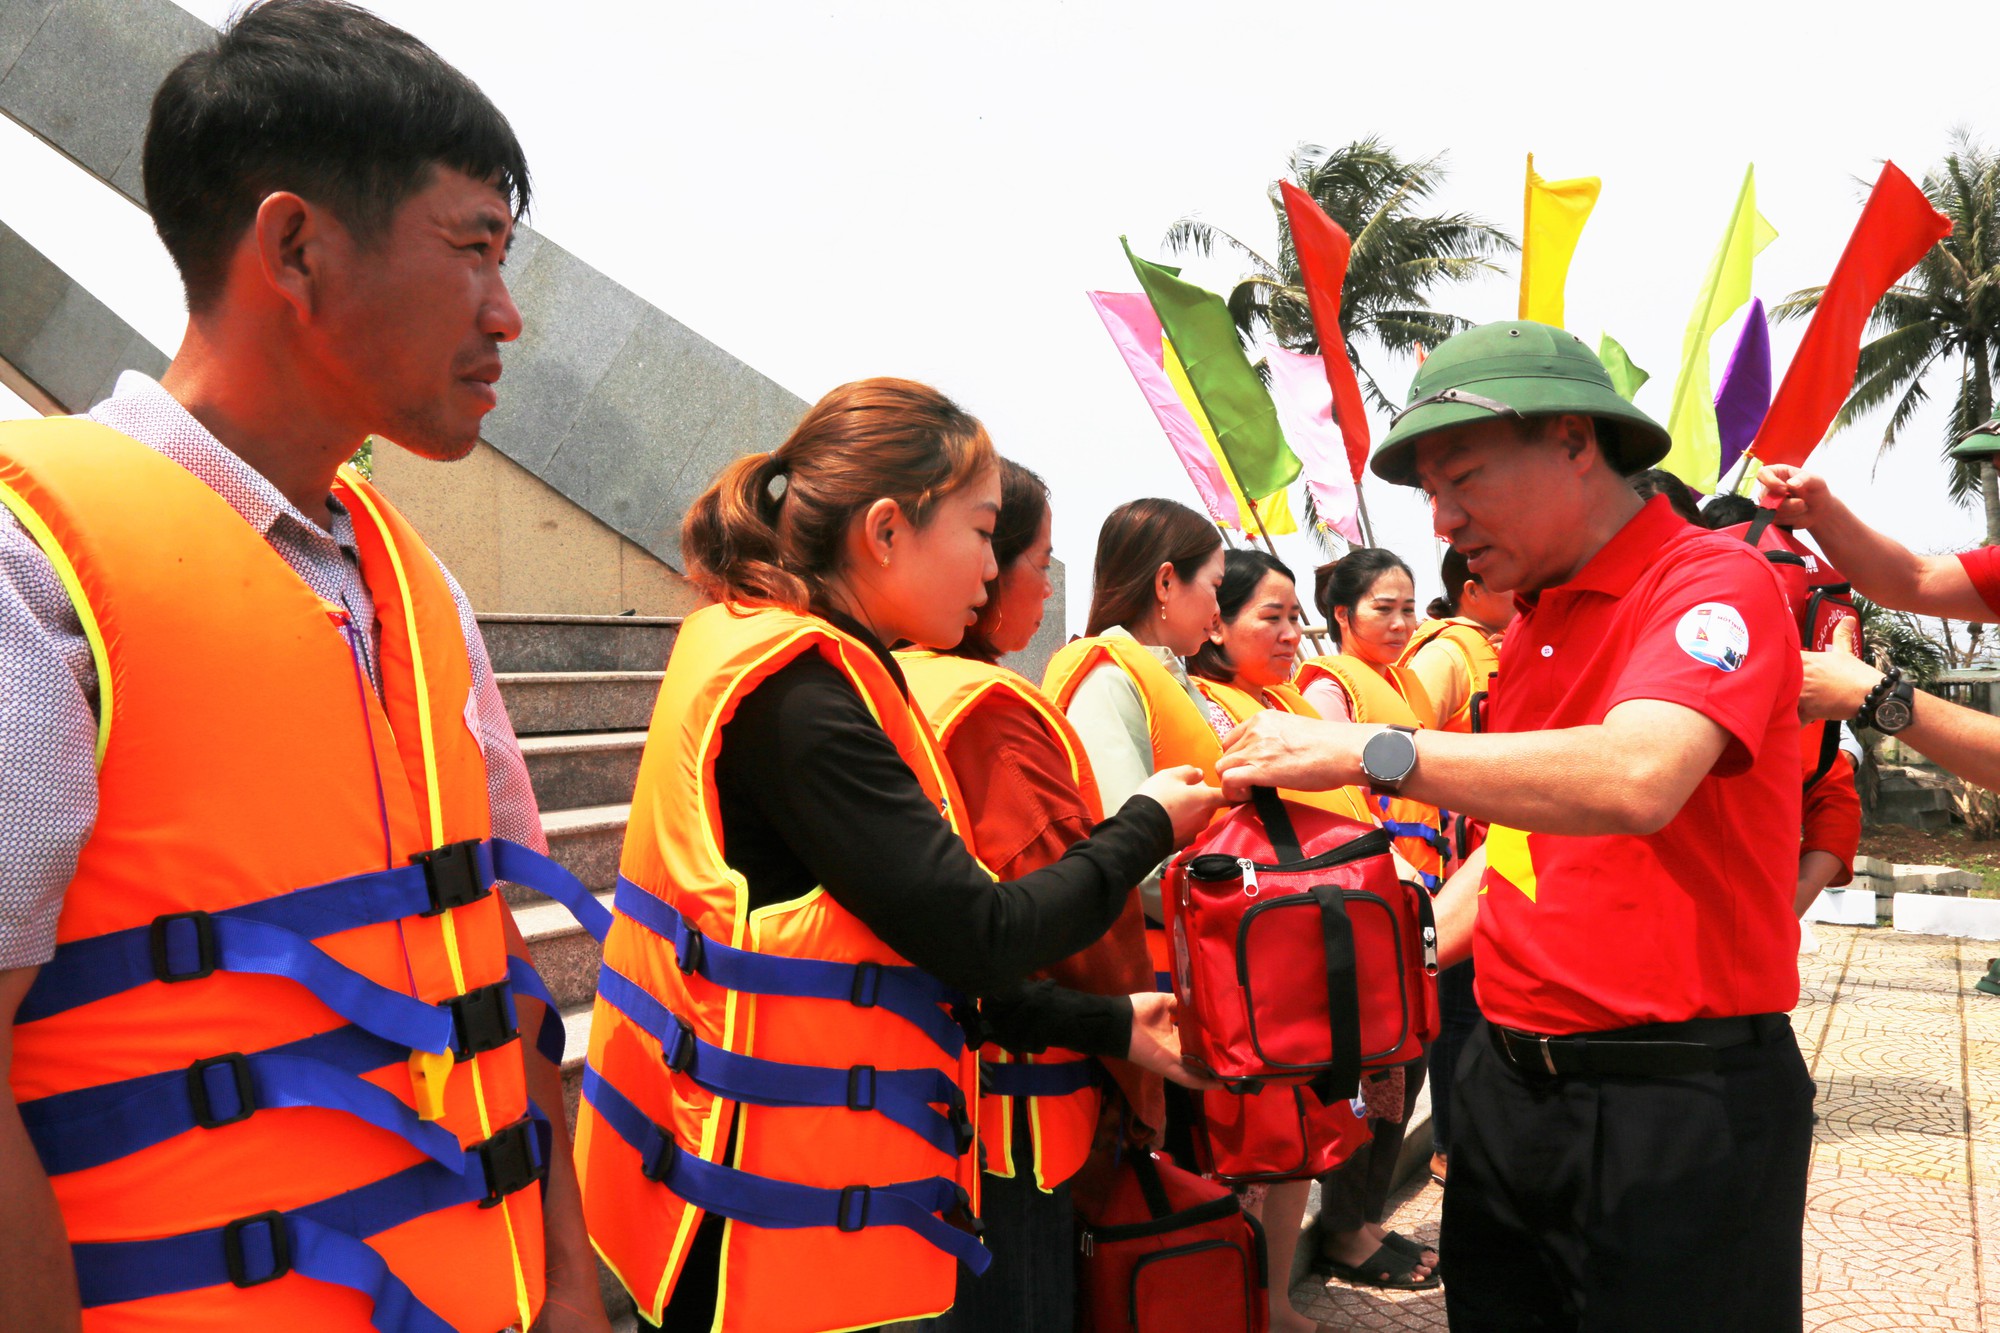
[1354,484,1376,547]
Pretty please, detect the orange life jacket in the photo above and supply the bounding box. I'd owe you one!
[1043,634,1224,784]
[1398,618,1500,735]
[1044,635,1223,988]
[577,605,986,1333]
[899,650,1104,1194]
[1292,655,1448,891]
[0,419,600,1332]
[1187,676,1377,826]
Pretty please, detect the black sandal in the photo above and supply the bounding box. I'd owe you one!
[1320,1241,1442,1291]
[1380,1230,1437,1263]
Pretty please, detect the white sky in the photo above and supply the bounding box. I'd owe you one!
[1,0,1988,627]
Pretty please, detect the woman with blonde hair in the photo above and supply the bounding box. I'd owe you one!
[575,381,1222,1333]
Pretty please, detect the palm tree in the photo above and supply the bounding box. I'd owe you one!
[1164,137,1515,546]
[1773,130,2000,542]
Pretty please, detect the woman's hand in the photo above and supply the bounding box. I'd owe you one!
[1125,992,1222,1090]
[1136,765,1228,845]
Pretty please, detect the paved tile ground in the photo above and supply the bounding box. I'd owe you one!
[1290,925,1993,1330]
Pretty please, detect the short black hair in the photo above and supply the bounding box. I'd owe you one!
[144,0,531,310]
[1699,494,1760,530]
[1314,547,1412,648]
[1630,467,1703,524]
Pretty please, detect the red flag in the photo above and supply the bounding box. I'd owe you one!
[1749,162,1952,468]
[1280,181,1372,481]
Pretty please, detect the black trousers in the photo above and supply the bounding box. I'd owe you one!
[1441,1016,1814,1332]
[1317,1048,1428,1234]
[1430,959,1482,1155]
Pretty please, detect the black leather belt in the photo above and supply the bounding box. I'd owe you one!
[1488,1014,1781,1078]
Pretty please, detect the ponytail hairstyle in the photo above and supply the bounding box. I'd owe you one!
[681,378,995,611]
[1187,548,1295,683]
[1429,547,1474,620]
[1084,498,1223,637]
[955,457,1051,663]
[1313,547,1412,649]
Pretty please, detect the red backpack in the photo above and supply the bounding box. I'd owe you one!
[1075,1150,1269,1333]
[1164,789,1439,1100]
[1727,509,1861,787]
[1194,1081,1372,1185]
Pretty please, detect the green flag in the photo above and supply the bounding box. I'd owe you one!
[1660,165,1778,490]
[1123,238,1301,499]
[1598,333,1651,401]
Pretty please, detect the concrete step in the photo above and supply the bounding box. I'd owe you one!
[508,803,630,902]
[516,891,613,1013]
[478,612,679,675]
[500,671,662,736]
[522,731,646,811]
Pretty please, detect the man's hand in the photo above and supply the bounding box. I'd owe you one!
[1800,618,1881,723]
[1755,464,1836,529]
[1215,712,1371,802]
[1125,992,1223,1091]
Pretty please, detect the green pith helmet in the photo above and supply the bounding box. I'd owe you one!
[1371,320,1674,486]
[1949,407,2000,461]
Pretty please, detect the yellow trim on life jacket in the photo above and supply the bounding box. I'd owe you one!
[340,467,533,1333]
[0,478,112,765]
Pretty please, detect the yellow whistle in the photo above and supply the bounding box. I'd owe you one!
[408,1047,454,1122]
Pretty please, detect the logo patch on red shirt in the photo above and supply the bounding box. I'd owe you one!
[1675,602,1749,672]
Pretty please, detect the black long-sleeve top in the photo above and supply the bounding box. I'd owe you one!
[711,613,1173,1057]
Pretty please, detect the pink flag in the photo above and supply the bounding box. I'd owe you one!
[1088,290,1236,523]
[1263,344,1363,543]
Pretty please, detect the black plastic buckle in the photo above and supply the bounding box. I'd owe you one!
[952,998,986,1050]
[949,1183,985,1241]
[673,924,707,976]
[150,911,218,983]
[188,1053,255,1129]
[640,1125,680,1185]
[845,1064,877,1112]
[476,1119,546,1207]
[446,981,520,1062]
[222,1210,292,1288]
[662,1015,697,1075]
[849,962,883,1008]
[949,1101,975,1156]
[413,840,490,916]
[836,1184,872,1233]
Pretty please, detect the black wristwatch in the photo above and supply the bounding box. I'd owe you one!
[1854,665,1915,734]
[1361,725,1420,791]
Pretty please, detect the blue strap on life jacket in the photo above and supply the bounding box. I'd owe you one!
[978,1057,1103,1100]
[611,877,967,1059]
[69,1111,548,1332]
[581,1065,990,1276]
[1374,798,1447,890]
[18,839,605,1035]
[594,966,972,1161]
[505,954,567,1067]
[19,1022,462,1177]
[22,952,566,1179]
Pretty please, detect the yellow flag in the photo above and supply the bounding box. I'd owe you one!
[1164,336,1298,535]
[1484,824,1538,904]
[1661,165,1778,491]
[1518,153,1601,328]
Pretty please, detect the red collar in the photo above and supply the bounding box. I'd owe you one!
[1517,495,1699,612]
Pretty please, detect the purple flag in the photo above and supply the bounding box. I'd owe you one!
[1714,298,1771,478]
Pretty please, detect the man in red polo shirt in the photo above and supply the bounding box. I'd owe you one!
[1219,322,1812,1332]
[1759,423,2000,793]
